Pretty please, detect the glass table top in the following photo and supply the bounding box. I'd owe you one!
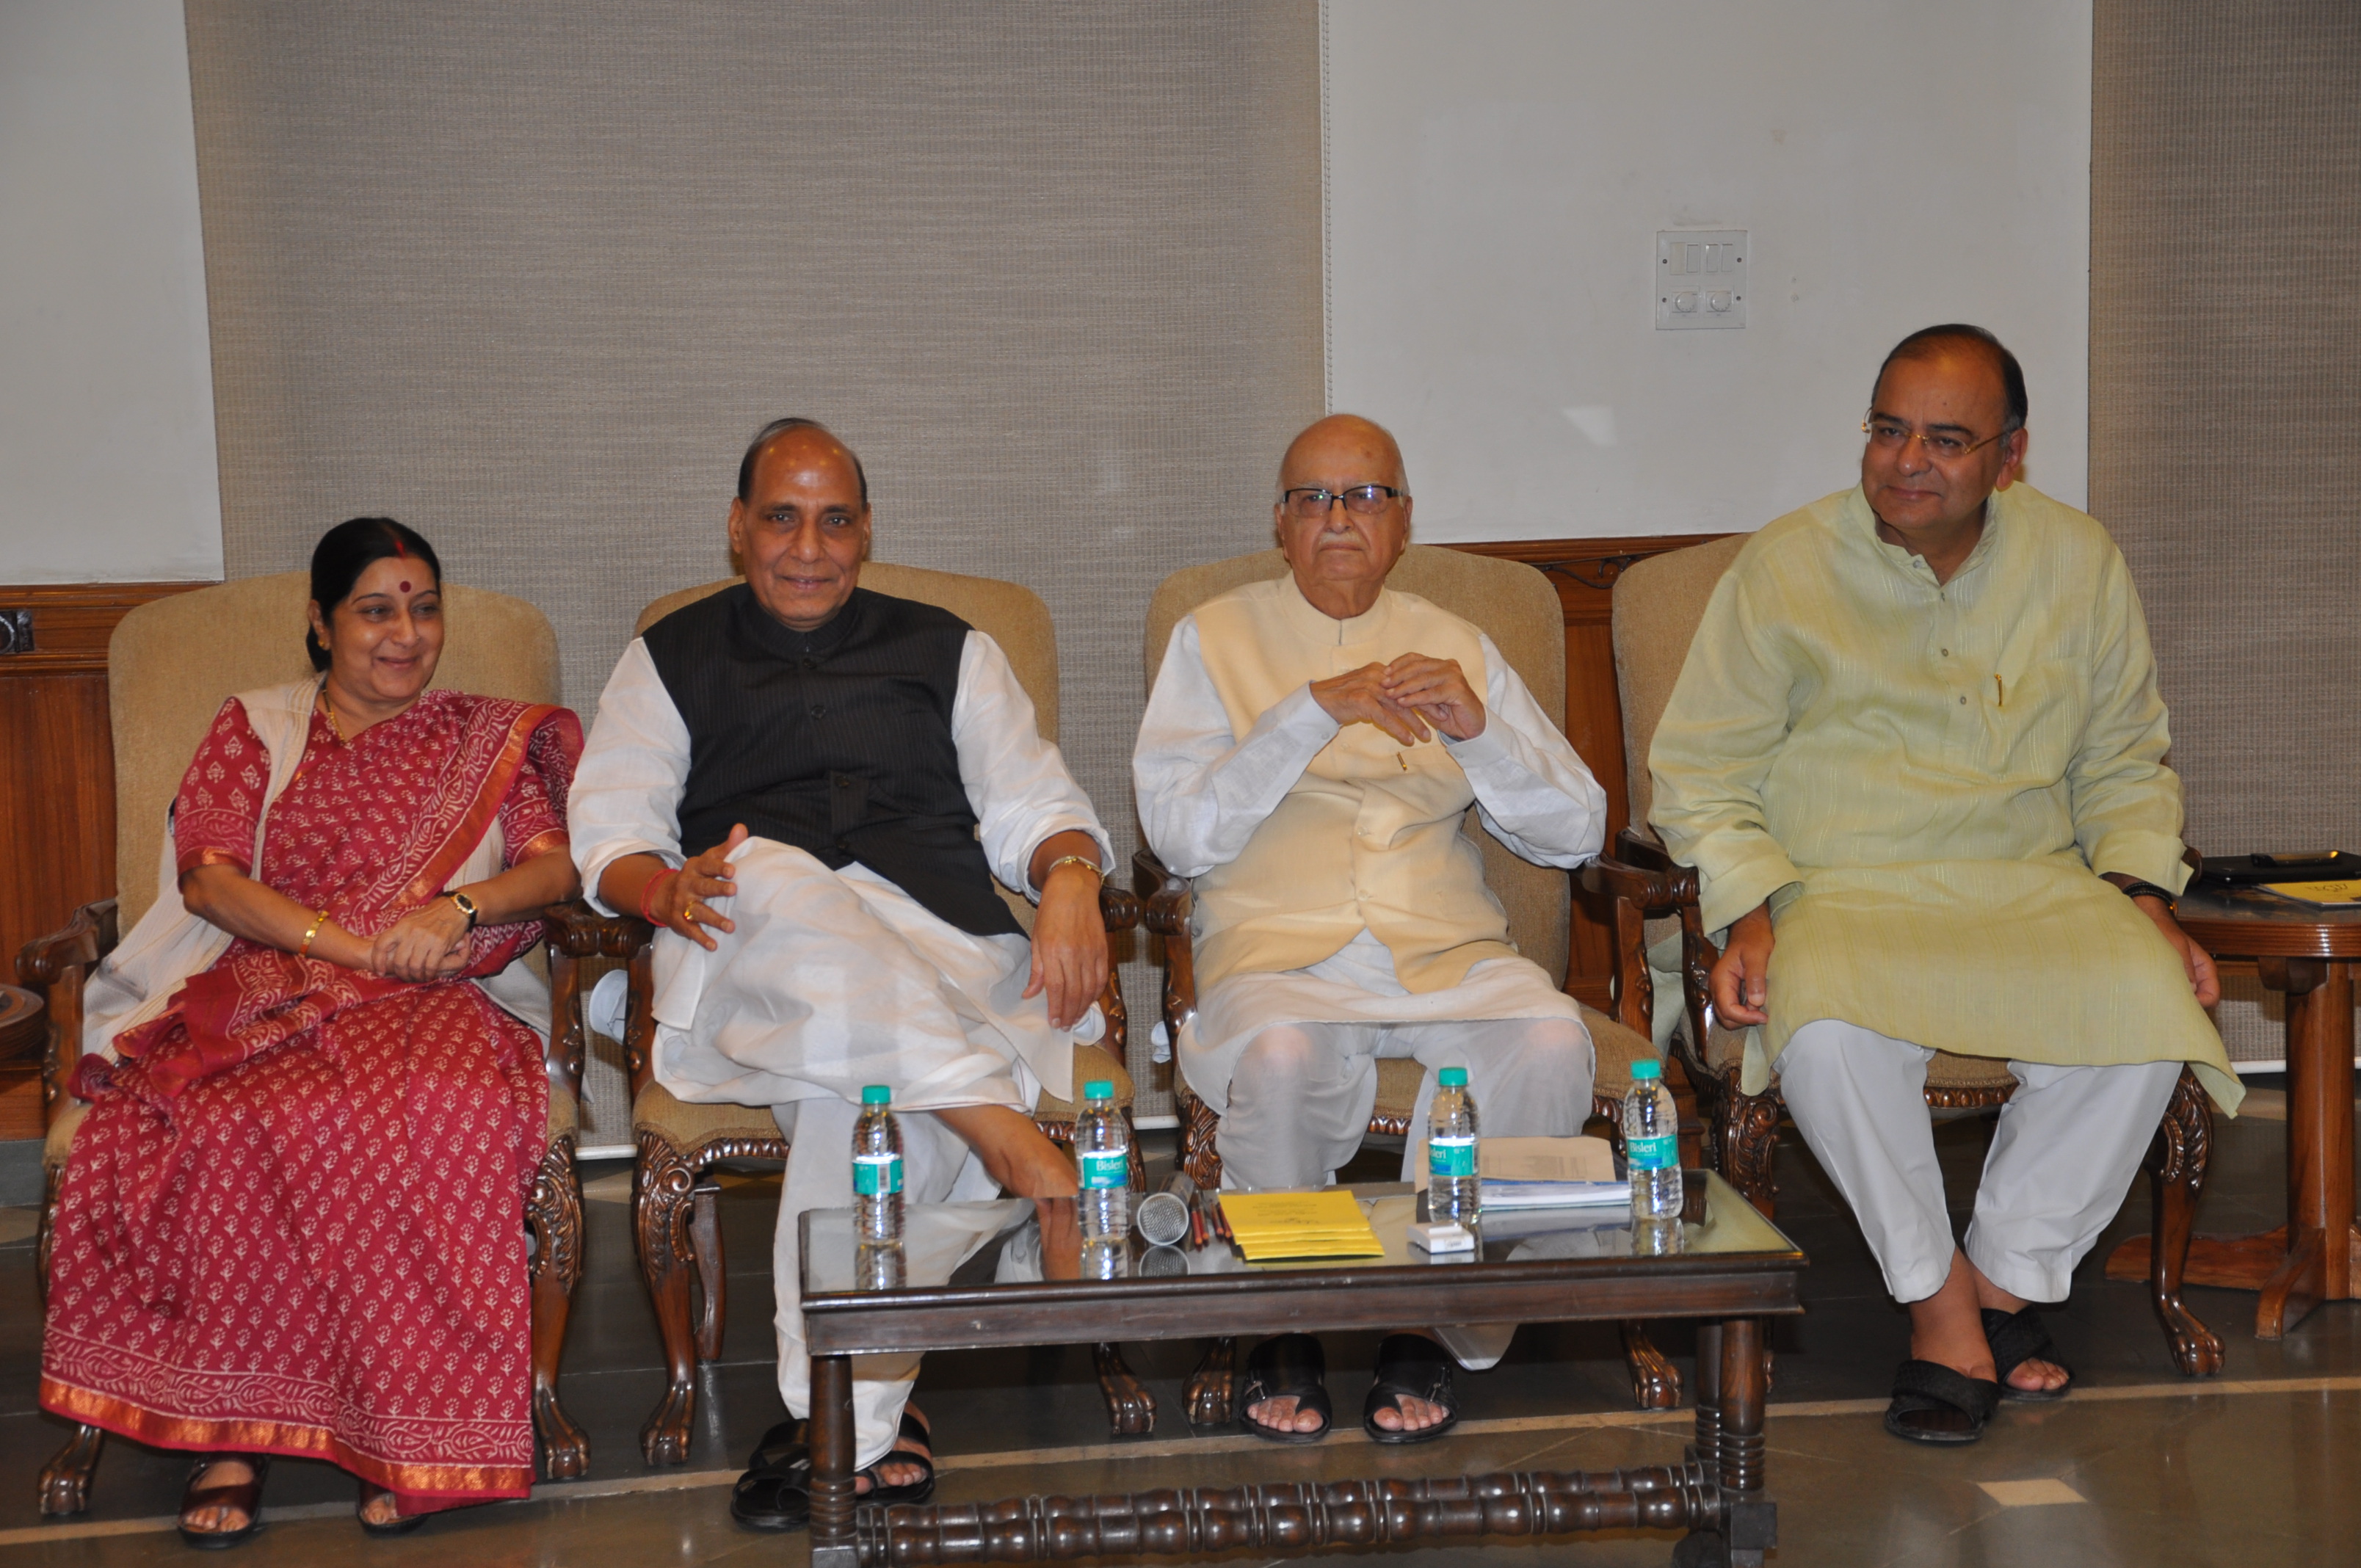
[802,1171,1799,1299]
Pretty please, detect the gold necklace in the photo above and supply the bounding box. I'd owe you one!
[320,686,351,744]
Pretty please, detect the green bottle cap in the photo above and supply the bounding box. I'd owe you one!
[1437,1067,1469,1088]
[1084,1079,1114,1100]
[860,1085,892,1106]
[1630,1059,1662,1081]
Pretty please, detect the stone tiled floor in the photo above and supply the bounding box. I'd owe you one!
[2,1095,2355,1564]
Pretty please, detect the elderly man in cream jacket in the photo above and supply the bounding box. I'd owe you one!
[1135,414,1608,1445]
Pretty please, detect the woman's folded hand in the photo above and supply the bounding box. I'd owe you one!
[371,899,472,982]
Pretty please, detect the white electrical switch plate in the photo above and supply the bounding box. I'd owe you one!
[1657,231,1748,330]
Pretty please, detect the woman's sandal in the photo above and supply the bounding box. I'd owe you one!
[178,1454,269,1550]
[357,1479,427,1537]
[1984,1306,2074,1403]
[1238,1332,1332,1443]
[1361,1333,1459,1445]
[1885,1359,2002,1445]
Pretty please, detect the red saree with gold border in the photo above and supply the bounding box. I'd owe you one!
[40,689,579,1509]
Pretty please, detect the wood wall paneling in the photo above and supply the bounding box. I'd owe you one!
[0,586,206,1068]
[1448,537,1733,1009]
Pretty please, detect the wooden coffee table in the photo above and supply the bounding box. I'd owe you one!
[2106,882,2361,1337]
[799,1173,1805,1568]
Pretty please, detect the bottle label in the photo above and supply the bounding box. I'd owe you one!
[1080,1148,1130,1190]
[1625,1133,1679,1173]
[853,1153,904,1197]
[1429,1135,1477,1180]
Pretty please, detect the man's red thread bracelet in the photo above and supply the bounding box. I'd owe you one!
[639,867,682,924]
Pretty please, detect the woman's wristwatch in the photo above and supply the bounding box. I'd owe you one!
[449,890,481,929]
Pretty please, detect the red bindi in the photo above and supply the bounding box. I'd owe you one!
[399,580,413,592]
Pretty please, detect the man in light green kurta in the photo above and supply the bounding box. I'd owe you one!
[1649,324,2232,1445]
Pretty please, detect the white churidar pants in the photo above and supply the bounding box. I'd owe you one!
[1217,1013,1595,1368]
[770,1097,1005,1470]
[1775,1018,2182,1305]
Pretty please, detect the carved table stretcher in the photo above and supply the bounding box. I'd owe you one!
[799,1173,1805,1568]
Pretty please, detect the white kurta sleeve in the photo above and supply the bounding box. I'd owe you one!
[569,638,693,915]
[1440,631,1609,868]
[951,631,1114,896]
[1133,614,1343,879]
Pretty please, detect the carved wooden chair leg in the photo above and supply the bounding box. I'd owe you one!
[37,1425,105,1517]
[1620,1320,1683,1409]
[1092,1342,1156,1435]
[1716,1069,1785,1221]
[689,1181,727,1364]
[528,1134,591,1480]
[634,1133,703,1464]
[2147,1067,2224,1377]
[1184,1336,1237,1426]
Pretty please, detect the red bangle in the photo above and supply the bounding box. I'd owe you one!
[639,867,681,923]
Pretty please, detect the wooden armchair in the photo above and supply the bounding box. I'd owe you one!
[15,573,593,1517]
[1135,545,1684,1418]
[605,565,1149,1464]
[1580,534,2224,1378]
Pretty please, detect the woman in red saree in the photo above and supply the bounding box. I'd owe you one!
[39,518,582,1545]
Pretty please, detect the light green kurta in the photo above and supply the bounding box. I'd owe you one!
[1647,483,2240,1114]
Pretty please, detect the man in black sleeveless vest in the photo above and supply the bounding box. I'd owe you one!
[570,420,1113,1526]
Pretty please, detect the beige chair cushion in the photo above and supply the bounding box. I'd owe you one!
[1703,1023,2019,1097]
[1144,545,1573,987]
[1609,534,1748,831]
[635,562,1059,741]
[1030,1044,1137,1124]
[108,572,560,929]
[1364,1003,1655,1121]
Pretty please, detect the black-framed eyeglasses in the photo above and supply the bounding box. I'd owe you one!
[1282,484,1407,520]
[1861,416,2020,462]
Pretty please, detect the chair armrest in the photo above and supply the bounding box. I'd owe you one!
[538,899,654,1107]
[1613,824,1678,873]
[1131,846,1192,937]
[1580,855,1697,915]
[15,899,119,1134]
[543,899,653,958]
[1096,882,1142,932]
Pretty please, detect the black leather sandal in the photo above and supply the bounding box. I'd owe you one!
[1238,1332,1332,1443]
[355,1479,427,1537]
[1361,1333,1459,1445]
[178,1454,269,1550]
[858,1409,935,1507]
[731,1418,814,1533]
[1984,1306,2074,1402]
[1885,1358,2002,1445]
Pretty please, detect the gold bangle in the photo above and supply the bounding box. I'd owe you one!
[1040,853,1104,889]
[298,909,329,959]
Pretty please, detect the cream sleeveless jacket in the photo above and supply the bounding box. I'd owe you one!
[1189,579,1517,992]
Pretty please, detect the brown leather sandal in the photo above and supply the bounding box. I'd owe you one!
[178,1454,269,1550]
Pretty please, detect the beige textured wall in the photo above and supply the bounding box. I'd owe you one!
[2092,1,2360,1061]
[183,2,1327,1124]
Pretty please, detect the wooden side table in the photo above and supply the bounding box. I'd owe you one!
[2106,885,2361,1337]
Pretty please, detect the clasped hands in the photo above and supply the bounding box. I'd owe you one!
[1709,880,2223,1028]
[367,896,473,982]
[1310,653,1484,745]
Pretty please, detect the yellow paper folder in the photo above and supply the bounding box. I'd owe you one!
[1215,1190,1386,1260]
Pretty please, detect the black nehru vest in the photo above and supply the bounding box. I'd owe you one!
[640,584,1021,938]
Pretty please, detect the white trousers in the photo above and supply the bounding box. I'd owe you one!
[770,1097,1003,1470]
[1218,1014,1595,1368]
[1777,1019,2182,1304]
